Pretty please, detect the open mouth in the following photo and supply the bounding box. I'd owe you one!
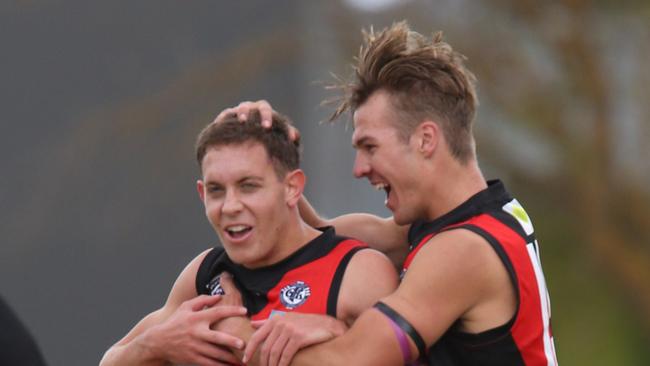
[374,183,391,206]
[224,224,253,240]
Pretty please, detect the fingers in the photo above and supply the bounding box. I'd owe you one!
[266,331,291,366]
[277,339,300,366]
[243,320,274,364]
[201,304,248,322]
[202,329,245,350]
[288,125,301,142]
[259,323,286,366]
[255,100,273,128]
[237,100,272,127]
[235,101,255,122]
[251,319,267,329]
[214,100,274,127]
[187,294,222,311]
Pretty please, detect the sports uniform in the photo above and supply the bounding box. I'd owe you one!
[196,227,366,320]
[402,180,557,366]
[0,295,47,366]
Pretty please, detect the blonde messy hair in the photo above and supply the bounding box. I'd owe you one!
[328,21,479,163]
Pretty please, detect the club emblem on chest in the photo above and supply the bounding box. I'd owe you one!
[279,281,311,309]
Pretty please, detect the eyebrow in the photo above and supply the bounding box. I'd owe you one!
[352,136,373,149]
[238,176,263,184]
[204,175,263,186]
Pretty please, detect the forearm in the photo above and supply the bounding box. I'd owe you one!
[290,309,404,366]
[99,331,168,366]
[299,196,407,265]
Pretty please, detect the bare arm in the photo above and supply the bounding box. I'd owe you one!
[298,196,409,268]
[215,248,399,366]
[286,229,516,365]
[99,249,247,366]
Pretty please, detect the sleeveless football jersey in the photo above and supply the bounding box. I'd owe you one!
[196,227,366,320]
[403,180,557,366]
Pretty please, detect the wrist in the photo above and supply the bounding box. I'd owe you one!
[329,317,348,337]
[134,325,167,363]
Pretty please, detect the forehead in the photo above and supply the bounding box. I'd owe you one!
[201,142,273,180]
[352,91,400,145]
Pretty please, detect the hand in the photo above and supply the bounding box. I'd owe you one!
[213,100,300,141]
[243,313,347,366]
[145,295,247,366]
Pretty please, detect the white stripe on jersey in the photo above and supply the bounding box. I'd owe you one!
[527,242,558,366]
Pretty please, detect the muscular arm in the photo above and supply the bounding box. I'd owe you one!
[298,196,409,268]
[216,248,399,366]
[288,229,517,365]
[100,249,247,366]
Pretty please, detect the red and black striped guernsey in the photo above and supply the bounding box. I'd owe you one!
[403,180,557,366]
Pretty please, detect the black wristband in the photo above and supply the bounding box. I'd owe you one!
[374,301,427,361]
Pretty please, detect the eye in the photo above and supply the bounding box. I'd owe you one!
[363,143,377,154]
[207,185,224,195]
[240,182,260,192]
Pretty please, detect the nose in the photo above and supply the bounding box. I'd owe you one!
[221,190,243,215]
[353,152,370,178]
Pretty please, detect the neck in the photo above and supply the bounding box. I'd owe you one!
[247,211,321,269]
[423,156,487,221]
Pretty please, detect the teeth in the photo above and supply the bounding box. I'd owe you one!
[374,183,387,191]
[227,225,249,233]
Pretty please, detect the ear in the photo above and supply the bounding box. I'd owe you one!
[414,121,439,158]
[284,169,306,208]
[197,180,206,203]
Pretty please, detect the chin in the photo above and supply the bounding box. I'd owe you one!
[393,209,420,226]
[222,246,248,264]
[392,212,409,226]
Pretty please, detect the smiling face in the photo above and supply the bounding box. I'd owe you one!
[197,142,295,268]
[352,91,428,225]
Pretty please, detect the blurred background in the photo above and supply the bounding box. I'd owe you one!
[1,0,649,365]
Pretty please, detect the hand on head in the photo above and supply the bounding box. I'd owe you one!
[214,100,301,142]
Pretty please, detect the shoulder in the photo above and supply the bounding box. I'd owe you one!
[403,228,502,293]
[337,248,399,325]
[166,248,218,307]
[391,228,513,338]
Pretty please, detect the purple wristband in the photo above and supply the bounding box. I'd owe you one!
[386,314,413,365]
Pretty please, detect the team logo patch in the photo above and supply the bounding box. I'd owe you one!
[207,275,225,296]
[279,281,311,309]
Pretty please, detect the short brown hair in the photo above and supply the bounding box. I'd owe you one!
[330,21,478,163]
[196,111,301,178]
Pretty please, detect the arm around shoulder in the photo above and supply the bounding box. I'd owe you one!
[288,230,505,366]
[299,196,409,267]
